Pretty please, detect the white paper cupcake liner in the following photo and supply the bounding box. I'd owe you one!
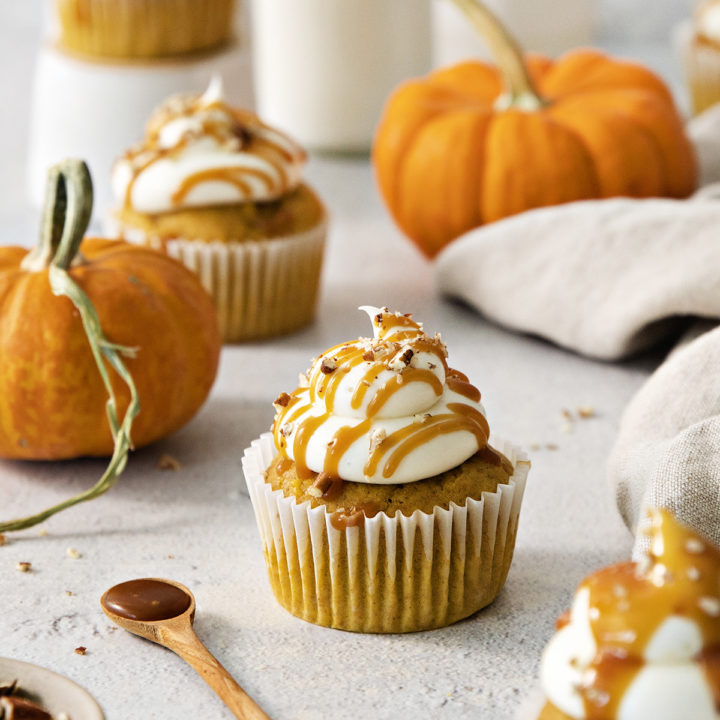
[109,219,326,342]
[242,432,530,633]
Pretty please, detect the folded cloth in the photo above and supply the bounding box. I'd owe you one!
[436,195,720,551]
[609,321,720,556]
[436,196,720,361]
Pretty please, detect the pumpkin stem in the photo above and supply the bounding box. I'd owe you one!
[0,159,139,534]
[21,159,93,272]
[448,0,545,111]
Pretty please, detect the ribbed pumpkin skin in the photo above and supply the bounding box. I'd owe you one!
[0,238,220,459]
[373,51,698,258]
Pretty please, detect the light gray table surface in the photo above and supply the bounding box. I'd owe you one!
[0,6,688,720]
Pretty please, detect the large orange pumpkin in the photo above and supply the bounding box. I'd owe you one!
[0,161,220,460]
[373,0,697,258]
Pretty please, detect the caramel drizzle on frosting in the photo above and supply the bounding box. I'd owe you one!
[120,84,304,211]
[272,308,490,482]
[576,509,720,718]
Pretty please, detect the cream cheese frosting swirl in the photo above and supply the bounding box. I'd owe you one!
[540,509,720,720]
[272,307,490,484]
[112,76,306,214]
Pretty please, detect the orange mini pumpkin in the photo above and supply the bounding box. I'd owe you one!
[373,0,697,258]
[0,161,220,460]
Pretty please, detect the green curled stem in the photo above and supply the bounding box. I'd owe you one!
[0,159,140,533]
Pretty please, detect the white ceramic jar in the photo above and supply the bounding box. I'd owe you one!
[250,0,432,152]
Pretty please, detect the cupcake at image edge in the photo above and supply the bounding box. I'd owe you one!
[242,306,531,633]
[55,0,236,59]
[684,0,720,114]
[109,77,327,342]
[532,509,720,720]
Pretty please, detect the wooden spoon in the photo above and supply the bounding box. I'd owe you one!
[101,578,270,720]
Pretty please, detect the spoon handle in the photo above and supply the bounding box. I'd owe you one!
[166,627,271,720]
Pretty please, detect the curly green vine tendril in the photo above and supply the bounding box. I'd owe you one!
[0,159,140,533]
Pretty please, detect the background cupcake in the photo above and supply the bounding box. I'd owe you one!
[684,0,720,115]
[110,77,327,342]
[242,307,530,633]
[55,0,236,59]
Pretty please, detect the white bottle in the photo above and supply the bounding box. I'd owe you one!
[250,0,432,152]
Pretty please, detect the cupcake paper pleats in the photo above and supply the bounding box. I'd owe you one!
[112,219,326,342]
[242,433,529,633]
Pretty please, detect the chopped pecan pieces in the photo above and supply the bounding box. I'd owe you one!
[273,392,292,409]
[369,428,387,452]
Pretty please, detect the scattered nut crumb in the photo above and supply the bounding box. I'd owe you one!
[16,561,31,573]
[65,590,74,596]
[369,428,387,452]
[66,547,81,559]
[699,596,720,617]
[273,392,292,409]
[561,408,573,419]
[546,443,559,451]
[320,357,337,374]
[157,453,181,471]
[74,646,87,656]
[686,538,705,555]
[167,554,175,560]
[362,350,375,362]
[577,406,595,419]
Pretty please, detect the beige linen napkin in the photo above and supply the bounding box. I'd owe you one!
[436,195,720,550]
[609,321,720,555]
[436,196,720,361]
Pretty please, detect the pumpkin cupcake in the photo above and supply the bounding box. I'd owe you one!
[55,0,236,59]
[242,307,530,633]
[684,0,720,115]
[110,77,326,342]
[532,509,720,720]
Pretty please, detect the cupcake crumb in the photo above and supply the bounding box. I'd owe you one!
[577,405,596,419]
[16,561,31,573]
[157,453,181,471]
[74,646,87,656]
[66,547,81,559]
